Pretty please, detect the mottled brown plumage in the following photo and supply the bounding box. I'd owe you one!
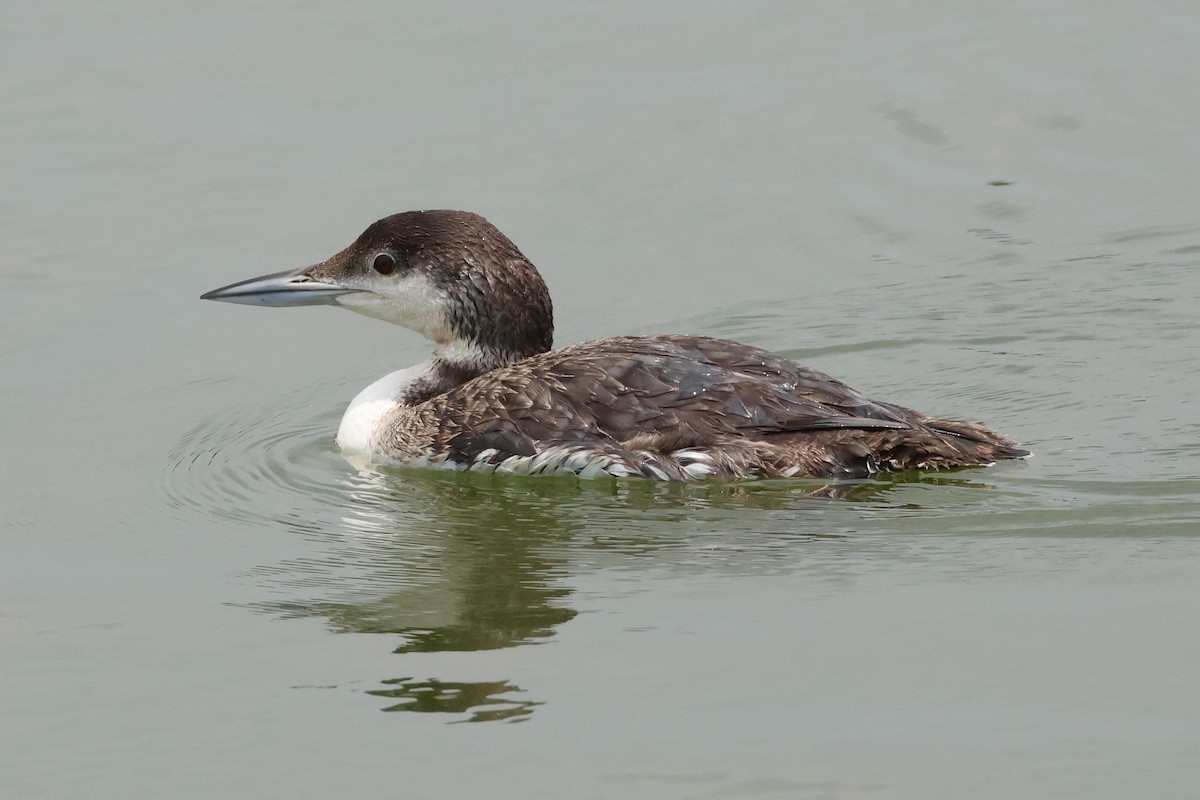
[381,334,1028,480]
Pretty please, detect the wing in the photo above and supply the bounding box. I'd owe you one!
[435,335,914,461]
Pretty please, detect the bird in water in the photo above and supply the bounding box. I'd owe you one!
[202,210,1028,480]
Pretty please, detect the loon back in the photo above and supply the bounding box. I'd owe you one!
[376,335,1028,480]
[201,210,1028,480]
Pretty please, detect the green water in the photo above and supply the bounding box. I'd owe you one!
[3,2,1200,798]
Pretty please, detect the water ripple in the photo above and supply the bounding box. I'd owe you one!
[164,396,348,529]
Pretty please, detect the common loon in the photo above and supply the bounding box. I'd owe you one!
[201,210,1028,480]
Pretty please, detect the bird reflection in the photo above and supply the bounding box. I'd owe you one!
[367,678,541,723]
[251,466,994,721]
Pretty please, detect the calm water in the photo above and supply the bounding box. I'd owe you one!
[4,2,1200,798]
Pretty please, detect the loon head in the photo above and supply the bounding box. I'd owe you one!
[202,210,554,368]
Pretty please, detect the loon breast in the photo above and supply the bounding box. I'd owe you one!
[336,363,430,453]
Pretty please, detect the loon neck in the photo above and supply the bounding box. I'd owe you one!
[336,338,515,453]
[395,340,513,406]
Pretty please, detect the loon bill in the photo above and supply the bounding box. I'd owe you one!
[202,210,1029,480]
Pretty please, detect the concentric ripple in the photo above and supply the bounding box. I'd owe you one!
[162,390,463,605]
[164,396,353,529]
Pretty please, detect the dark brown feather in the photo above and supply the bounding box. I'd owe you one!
[386,334,1028,479]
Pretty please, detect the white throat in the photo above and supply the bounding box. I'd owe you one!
[336,361,432,453]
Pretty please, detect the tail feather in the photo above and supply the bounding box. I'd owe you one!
[925,417,1030,459]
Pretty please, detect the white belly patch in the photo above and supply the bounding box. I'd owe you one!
[336,363,430,453]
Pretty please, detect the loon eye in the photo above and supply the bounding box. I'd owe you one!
[372,252,396,275]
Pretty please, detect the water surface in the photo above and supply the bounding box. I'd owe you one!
[3,2,1200,798]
